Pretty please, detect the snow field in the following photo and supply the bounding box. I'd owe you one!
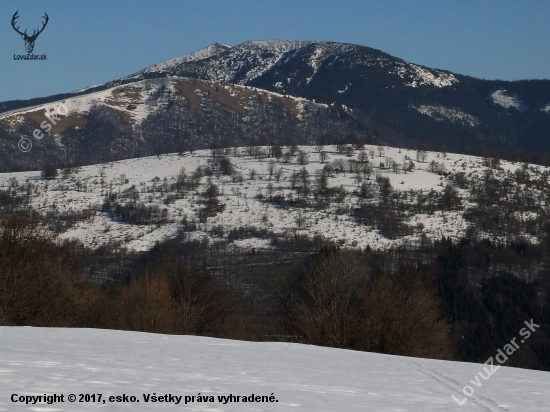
[1,327,549,411]
[0,145,545,252]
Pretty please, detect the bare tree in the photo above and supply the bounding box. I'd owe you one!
[274,167,284,183]
[416,150,427,163]
[404,159,415,173]
[392,160,400,173]
[290,172,299,190]
[297,151,309,165]
[359,162,373,179]
[295,210,307,230]
[299,167,310,192]
[322,163,334,177]
[268,160,277,180]
[271,144,283,160]
[315,171,329,193]
[277,251,453,359]
[332,159,345,173]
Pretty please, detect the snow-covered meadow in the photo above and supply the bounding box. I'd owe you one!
[1,327,549,411]
[0,144,546,252]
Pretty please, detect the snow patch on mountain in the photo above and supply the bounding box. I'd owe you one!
[491,90,527,112]
[308,45,329,71]
[413,105,480,127]
[394,63,458,88]
[337,83,351,94]
[304,43,336,84]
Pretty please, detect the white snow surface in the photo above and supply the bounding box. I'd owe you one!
[1,327,549,411]
[198,40,314,84]
[413,105,480,127]
[394,63,458,88]
[491,90,527,112]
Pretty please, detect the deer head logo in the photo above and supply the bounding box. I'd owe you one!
[11,11,49,54]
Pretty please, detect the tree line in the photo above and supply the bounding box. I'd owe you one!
[1,214,548,370]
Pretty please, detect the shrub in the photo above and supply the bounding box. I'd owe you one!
[41,164,58,180]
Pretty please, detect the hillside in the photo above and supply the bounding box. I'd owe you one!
[0,144,548,254]
[1,327,549,411]
[0,76,366,172]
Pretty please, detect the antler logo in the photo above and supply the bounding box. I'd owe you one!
[11,11,49,54]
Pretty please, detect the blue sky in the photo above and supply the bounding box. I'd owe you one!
[1,0,549,102]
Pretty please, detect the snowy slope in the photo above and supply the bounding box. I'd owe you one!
[394,62,458,88]
[1,327,549,411]
[491,90,528,112]
[164,40,459,90]
[0,145,545,252]
[128,43,231,78]
[413,105,480,127]
[0,79,166,126]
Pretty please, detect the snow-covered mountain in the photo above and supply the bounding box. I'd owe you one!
[1,326,548,411]
[2,40,550,166]
[164,40,460,89]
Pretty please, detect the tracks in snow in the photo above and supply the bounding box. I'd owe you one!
[401,360,510,412]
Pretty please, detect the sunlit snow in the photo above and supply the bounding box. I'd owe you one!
[0,327,548,411]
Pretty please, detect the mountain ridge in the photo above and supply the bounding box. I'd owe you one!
[2,39,550,163]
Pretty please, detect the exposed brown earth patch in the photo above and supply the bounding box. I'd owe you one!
[21,110,88,134]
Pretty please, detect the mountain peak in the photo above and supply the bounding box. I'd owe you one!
[129,43,232,78]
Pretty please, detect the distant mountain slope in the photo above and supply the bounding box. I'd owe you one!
[2,40,550,159]
[165,40,550,153]
[0,77,367,171]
